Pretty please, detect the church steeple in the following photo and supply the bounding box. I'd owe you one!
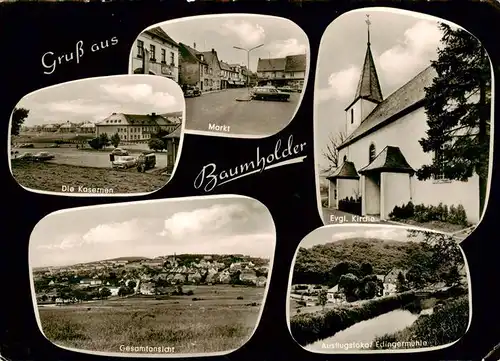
[352,15,383,106]
[344,15,384,138]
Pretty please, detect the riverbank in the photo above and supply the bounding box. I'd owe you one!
[290,291,418,346]
[290,287,468,347]
[372,295,469,349]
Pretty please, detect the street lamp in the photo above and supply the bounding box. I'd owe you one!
[233,44,264,95]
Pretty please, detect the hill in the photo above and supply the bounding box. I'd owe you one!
[292,238,421,285]
[103,256,150,262]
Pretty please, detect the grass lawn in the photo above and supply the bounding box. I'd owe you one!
[11,161,168,194]
[388,219,470,235]
[38,286,265,354]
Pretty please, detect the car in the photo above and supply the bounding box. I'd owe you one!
[111,148,129,156]
[183,85,201,98]
[277,86,295,93]
[19,143,34,148]
[136,151,156,172]
[251,86,290,101]
[112,156,137,169]
[34,152,55,161]
[17,152,34,160]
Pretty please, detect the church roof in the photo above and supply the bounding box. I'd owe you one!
[326,161,359,180]
[339,65,437,150]
[358,146,414,175]
[346,44,383,110]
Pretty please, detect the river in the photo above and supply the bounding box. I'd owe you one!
[306,308,433,351]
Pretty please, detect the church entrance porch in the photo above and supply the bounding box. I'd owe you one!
[325,161,361,211]
[359,146,415,221]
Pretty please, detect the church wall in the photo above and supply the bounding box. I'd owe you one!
[363,175,380,215]
[337,179,359,203]
[381,172,412,220]
[328,180,337,208]
[345,99,378,138]
[340,107,480,223]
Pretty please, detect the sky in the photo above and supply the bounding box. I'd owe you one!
[16,75,184,126]
[315,9,448,173]
[298,225,426,249]
[29,196,276,268]
[155,14,309,73]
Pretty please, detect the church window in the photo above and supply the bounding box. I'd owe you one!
[369,143,376,163]
[343,155,347,162]
[434,145,448,181]
[334,189,337,200]
[350,109,354,124]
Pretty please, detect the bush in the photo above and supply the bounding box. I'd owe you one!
[290,291,418,346]
[373,296,469,348]
[338,197,362,216]
[389,201,468,226]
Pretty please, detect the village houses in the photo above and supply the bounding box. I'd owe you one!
[256,54,307,89]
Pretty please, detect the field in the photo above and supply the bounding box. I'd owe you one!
[11,161,168,194]
[13,132,94,146]
[38,285,264,355]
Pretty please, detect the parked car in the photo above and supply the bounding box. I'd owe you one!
[277,86,295,93]
[17,152,34,160]
[183,85,201,98]
[137,151,156,172]
[112,156,137,169]
[251,86,290,101]
[34,152,55,161]
[19,143,34,148]
[111,148,128,156]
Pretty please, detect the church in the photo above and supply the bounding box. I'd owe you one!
[325,19,482,224]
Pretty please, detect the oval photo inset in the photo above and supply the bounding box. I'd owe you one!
[287,224,471,353]
[29,195,276,357]
[315,8,494,238]
[9,75,185,196]
[129,14,310,137]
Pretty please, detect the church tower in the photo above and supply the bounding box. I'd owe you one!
[345,15,383,137]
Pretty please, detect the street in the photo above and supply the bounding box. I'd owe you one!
[185,88,301,136]
[11,147,169,169]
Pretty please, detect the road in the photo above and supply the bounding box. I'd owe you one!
[185,88,301,136]
[11,147,169,169]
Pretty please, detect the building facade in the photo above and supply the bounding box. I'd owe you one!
[256,54,307,89]
[95,112,179,143]
[326,27,482,224]
[178,43,208,91]
[131,27,179,83]
[219,61,241,89]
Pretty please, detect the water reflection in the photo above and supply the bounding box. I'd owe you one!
[306,308,432,350]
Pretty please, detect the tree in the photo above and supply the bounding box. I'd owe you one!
[321,131,347,173]
[41,295,48,302]
[317,289,328,309]
[148,138,165,152]
[118,287,128,297]
[11,107,29,137]
[99,287,111,299]
[110,133,121,147]
[338,273,359,301]
[360,262,374,277]
[88,137,103,150]
[396,272,409,293]
[417,23,491,214]
[99,133,110,147]
[363,281,377,299]
[128,280,137,289]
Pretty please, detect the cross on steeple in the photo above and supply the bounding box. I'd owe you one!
[366,14,371,46]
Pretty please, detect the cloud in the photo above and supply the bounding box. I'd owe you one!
[37,219,149,250]
[157,204,250,238]
[43,99,115,116]
[100,83,178,109]
[316,65,361,103]
[267,38,308,58]
[330,227,408,243]
[219,19,266,48]
[378,20,441,87]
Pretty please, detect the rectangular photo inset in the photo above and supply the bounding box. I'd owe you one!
[315,8,494,239]
[29,195,275,357]
[9,75,184,196]
[287,224,471,354]
[129,14,309,137]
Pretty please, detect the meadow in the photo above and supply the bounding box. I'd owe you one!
[38,285,265,355]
